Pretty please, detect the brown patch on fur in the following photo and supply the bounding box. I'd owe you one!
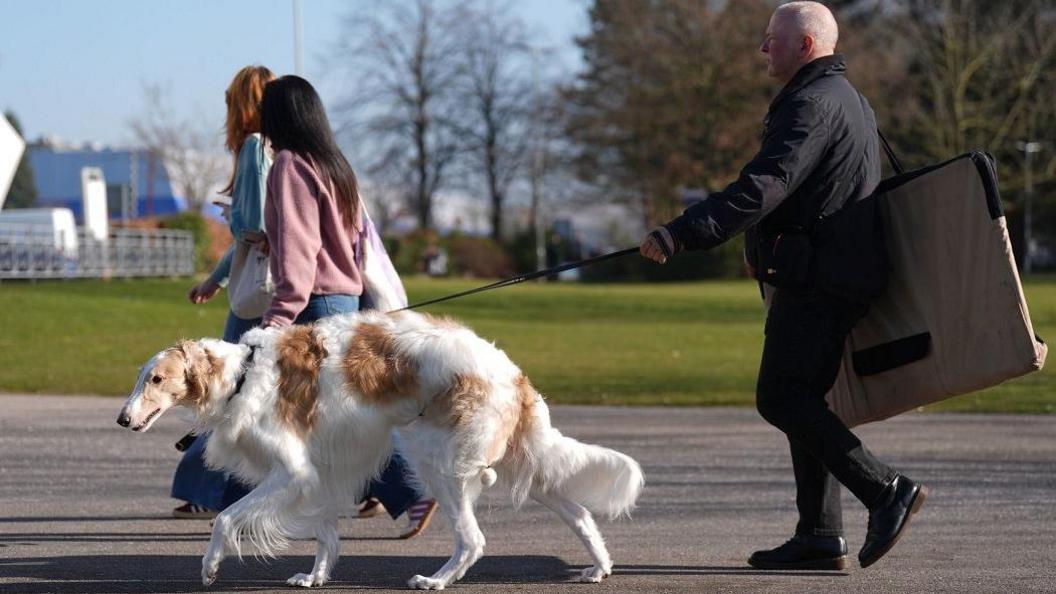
[276,326,328,435]
[429,373,492,429]
[342,323,418,404]
[173,341,224,406]
[476,374,539,465]
[508,374,539,454]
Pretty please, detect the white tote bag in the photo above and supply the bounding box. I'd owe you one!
[227,241,274,319]
[355,207,408,312]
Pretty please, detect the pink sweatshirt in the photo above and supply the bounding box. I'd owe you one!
[262,150,362,327]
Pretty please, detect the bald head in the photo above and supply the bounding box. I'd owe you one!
[761,1,840,83]
[776,1,839,52]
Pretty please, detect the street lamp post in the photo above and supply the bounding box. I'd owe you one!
[530,46,545,272]
[293,0,304,76]
[526,45,557,272]
[1017,141,1043,274]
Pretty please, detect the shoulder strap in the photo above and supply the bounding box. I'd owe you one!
[878,130,905,175]
[855,90,906,176]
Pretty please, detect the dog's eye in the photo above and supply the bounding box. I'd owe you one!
[151,375,162,384]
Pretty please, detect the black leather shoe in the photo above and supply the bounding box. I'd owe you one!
[859,475,929,568]
[748,535,848,570]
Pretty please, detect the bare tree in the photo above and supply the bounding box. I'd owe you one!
[333,0,462,232]
[449,0,534,241]
[129,83,227,213]
[563,0,774,228]
[860,0,1056,186]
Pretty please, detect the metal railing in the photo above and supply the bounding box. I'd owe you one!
[0,224,195,280]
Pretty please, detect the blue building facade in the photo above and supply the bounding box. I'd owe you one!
[27,145,188,222]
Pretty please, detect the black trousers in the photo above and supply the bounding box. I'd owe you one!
[756,288,896,537]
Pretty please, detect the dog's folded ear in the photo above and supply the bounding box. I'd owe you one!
[176,340,214,403]
[178,340,205,361]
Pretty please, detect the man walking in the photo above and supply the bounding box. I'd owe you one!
[640,1,927,570]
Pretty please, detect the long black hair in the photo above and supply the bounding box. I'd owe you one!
[260,75,360,225]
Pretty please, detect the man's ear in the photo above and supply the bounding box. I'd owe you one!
[801,34,815,57]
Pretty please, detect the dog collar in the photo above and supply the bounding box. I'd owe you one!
[173,345,258,452]
[231,345,258,400]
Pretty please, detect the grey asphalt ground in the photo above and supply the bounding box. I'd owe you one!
[1,394,1054,594]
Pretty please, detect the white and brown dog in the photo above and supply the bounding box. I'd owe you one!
[117,310,644,590]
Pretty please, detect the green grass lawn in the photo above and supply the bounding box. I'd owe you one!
[0,276,1052,413]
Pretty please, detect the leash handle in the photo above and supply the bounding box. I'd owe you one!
[397,247,640,311]
[175,433,197,452]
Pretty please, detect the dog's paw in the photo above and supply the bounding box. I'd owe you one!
[201,566,218,587]
[578,565,611,583]
[201,549,222,586]
[407,574,446,590]
[287,572,326,588]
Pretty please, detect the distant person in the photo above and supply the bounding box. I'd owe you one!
[640,2,927,570]
[175,65,276,519]
[258,75,436,538]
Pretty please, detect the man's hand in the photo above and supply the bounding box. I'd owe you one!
[640,226,676,264]
[188,279,221,304]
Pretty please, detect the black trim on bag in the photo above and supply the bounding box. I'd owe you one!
[969,152,1003,219]
[873,151,1002,220]
[852,332,932,376]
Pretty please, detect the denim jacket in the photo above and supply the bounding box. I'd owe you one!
[208,134,271,286]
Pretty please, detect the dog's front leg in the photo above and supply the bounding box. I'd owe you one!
[201,472,289,586]
[287,511,340,588]
[201,514,228,587]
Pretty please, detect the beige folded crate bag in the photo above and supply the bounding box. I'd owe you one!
[819,152,1046,426]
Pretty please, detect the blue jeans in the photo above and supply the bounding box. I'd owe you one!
[294,293,362,325]
[170,310,259,510]
[296,294,422,519]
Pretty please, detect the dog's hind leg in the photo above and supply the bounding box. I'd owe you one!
[407,475,485,590]
[531,491,613,583]
[287,509,339,588]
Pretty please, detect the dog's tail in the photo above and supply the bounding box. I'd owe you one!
[503,378,643,520]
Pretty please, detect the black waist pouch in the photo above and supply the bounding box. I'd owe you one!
[755,227,814,289]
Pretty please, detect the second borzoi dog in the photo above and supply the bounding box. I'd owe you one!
[117,309,644,589]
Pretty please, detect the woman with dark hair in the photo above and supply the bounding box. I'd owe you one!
[259,75,436,538]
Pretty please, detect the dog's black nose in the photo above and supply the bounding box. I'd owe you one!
[117,413,131,427]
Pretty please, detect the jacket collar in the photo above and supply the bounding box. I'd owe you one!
[768,54,847,114]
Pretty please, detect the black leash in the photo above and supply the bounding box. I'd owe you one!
[174,346,257,452]
[397,247,640,312]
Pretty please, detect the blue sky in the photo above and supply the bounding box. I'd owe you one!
[0,0,588,147]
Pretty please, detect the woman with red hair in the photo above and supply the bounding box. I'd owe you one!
[173,65,276,519]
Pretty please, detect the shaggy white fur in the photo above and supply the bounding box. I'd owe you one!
[117,310,644,590]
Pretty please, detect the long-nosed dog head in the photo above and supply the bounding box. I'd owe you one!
[117,340,221,432]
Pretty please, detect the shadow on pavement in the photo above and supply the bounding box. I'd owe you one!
[609,564,849,578]
[0,532,208,544]
[0,516,176,523]
[0,554,573,593]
